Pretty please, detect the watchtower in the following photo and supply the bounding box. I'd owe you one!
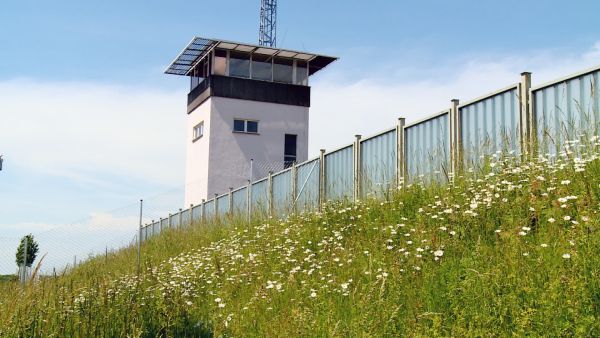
[165,37,337,205]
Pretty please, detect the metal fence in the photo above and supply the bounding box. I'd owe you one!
[141,64,600,240]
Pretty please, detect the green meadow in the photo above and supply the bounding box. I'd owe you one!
[1,139,600,337]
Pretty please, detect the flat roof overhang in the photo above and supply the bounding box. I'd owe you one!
[165,37,338,77]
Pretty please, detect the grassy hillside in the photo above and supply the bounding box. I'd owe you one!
[1,143,600,336]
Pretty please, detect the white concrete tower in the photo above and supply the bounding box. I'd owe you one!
[165,38,337,206]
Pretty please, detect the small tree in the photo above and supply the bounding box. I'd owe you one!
[15,234,39,267]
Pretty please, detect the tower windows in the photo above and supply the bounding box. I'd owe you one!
[233,119,259,134]
[192,121,204,142]
[229,51,250,78]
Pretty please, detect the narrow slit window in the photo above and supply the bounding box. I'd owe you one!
[284,134,297,168]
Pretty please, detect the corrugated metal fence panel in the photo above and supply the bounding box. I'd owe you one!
[324,145,354,200]
[204,199,215,220]
[170,213,179,228]
[360,129,397,198]
[295,159,320,210]
[232,187,248,218]
[191,204,202,222]
[272,169,292,215]
[405,112,450,182]
[534,69,600,157]
[460,87,520,168]
[217,195,229,217]
[251,179,269,217]
[181,208,190,227]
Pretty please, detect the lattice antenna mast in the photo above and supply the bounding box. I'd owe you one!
[259,0,277,47]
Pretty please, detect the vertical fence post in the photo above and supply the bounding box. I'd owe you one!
[137,199,143,276]
[178,208,182,229]
[214,194,218,220]
[291,162,298,214]
[167,213,172,228]
[201,199,206,223]
[268,171,274,218]
[189,204,194,226]
[228,187,233,218]
[396,117,406,189]
[159,217,163,233]
[318,149,326,211]
[449,99,460,181]
[247,180,252,223]
[353,135,362,202]
[519,71,533,159]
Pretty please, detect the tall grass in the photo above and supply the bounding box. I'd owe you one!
[1,138,600,336]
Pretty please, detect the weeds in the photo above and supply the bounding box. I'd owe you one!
[1,137,600,336]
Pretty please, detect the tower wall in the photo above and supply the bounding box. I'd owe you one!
[184,96,309,205]
[184,98,212,206]
[206,96,309,199]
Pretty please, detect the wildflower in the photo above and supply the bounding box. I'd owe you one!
[540,243,548,248]
[186,301,193,306]
[582,216,589,222]
[562,253,571,259]
[218,303,226,308]
[495,229,502,233]
[561,180,571,185]
[310,291,317,298]
[563,216,571,221]
[340,283,349,290]
[215,298,222,303]
[548,218,556,223]
[449,230,456,236]
[434,250,444,257]
[518,231,527,236]
[523,252,529,257]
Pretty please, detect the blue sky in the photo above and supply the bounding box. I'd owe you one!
[1,0,599,272]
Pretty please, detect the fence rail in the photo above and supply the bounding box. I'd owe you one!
[141,64,600,239]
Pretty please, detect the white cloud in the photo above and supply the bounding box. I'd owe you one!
[0,80,187,187]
